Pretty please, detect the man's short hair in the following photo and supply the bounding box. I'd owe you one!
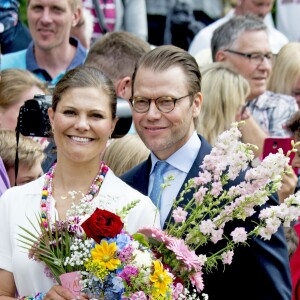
[27,0,78,12]
[85,31,151,83]
[211,15,268,61]
[132,45,201,96]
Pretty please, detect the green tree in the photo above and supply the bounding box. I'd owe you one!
[19,0,27,25]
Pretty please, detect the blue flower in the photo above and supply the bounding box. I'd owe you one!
[111,276,125,293]
[106,233,131,251]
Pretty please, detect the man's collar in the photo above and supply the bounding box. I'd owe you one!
[150,131,201,173]
[26,37,87,81]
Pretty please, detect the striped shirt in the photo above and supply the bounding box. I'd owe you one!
[82,0,116,39]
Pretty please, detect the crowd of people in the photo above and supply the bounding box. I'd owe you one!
[1,0,300,299]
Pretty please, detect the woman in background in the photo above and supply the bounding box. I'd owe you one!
[268,42,300,108]
[197,62,249,145]
[197,62,268,158]
[0,68,47,131]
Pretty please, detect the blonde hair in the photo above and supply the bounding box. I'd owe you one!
[0,69,47,108]
[27,0,78,12]
[268,42,300,96]
[103,134,150,176]
[197,62,250,145]
[0,130,45,170]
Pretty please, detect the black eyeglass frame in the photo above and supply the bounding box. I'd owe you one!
[224,49,273,64]
[129,94,193,113]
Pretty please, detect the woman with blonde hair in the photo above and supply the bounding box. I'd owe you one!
[197,62,250,145]
[0,69,48,130]
[268,42,300,108]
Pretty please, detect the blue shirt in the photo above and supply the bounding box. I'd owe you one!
[149,131,201,225]
[1,37,87,85]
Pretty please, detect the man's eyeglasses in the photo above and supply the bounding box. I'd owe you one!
[224,49,273,65]
[130,94,192,113]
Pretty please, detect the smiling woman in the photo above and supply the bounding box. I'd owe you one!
[0,66,160,300]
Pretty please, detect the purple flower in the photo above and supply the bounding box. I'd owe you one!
[118,265,139,284]
[130,291,147,300]
[119,244,135,262]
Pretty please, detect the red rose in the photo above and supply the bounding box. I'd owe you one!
[81,208,124,243]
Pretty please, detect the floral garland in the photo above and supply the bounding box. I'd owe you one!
[18,292,45,300]
[40,162,109,227]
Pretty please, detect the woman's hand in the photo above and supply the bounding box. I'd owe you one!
[43,286,89,300]
[278,168,298,203]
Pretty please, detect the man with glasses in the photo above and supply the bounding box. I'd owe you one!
[212,15,297,139]
[121,44,291,300]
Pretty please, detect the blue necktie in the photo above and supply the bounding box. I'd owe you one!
[150,161,169,208]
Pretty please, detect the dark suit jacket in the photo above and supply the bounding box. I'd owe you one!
[121,135,292,300]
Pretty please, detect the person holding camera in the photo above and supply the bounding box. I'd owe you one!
[1,0,87,86]
[0,65,159,300]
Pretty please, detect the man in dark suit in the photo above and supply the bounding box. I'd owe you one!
[121,45,292,299]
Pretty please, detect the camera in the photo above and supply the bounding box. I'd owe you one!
[16,95,132,138]
[16,94,52,137]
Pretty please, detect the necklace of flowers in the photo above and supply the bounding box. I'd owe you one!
[41,162,109,227]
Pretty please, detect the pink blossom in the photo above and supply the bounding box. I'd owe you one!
[230,227,247,243]
[166,238,202,272]
[194,186,208,205]
[172,207,188,223]
[189,272,204,292]
[211,181,223,196]
[125,291,147,300]
[172,282,184,299]
[210,228,223,244]
[194,170,212,185]
[221,250,234,265]
[199,219,215,235]
[137,227,167,242]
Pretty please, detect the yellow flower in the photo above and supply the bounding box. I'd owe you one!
[150,260,172,298]
[91,240,120,271]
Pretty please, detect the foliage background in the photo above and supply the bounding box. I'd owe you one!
[19,0,27,25]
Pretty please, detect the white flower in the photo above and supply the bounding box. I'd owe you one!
[230,227,247,243]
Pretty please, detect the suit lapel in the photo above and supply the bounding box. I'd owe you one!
[130,157,152,195]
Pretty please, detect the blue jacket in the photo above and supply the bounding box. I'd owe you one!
[121,135,292,300]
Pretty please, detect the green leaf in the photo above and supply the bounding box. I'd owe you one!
[132,233,149,247]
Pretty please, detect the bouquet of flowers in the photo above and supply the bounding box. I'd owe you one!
[136,122,300,293]
[19,205,200,299]
[19,123,300,299]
